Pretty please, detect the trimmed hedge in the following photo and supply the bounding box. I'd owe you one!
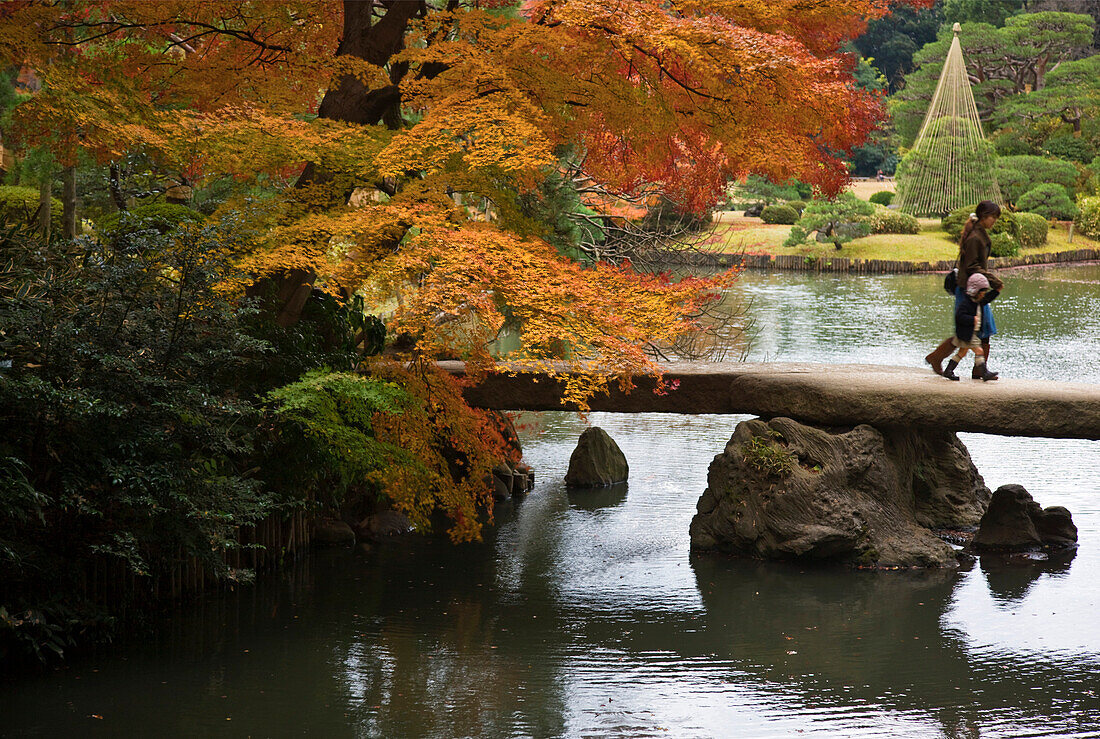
[868,190,895,206]
[869,209,920,234]
[1016,183,1077,220]
[942,205,1020,243]
[760,203,799,225]
[0,185,64,232]
[1014,211,1049,250]
[785,200,807,214]
[1075,195,1100,239]
[989,232,1019,258]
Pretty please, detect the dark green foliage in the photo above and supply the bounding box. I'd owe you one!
[994,155,1078,204]
[0,185,63,233]
[852,3,942,91]
[1014,211,1050,249]
[95,202,206,240]
[1016,183,1078,220]
[1043,131,1096,163]
[942,0,1021,26]
[760,204,798,225]
[991,129,1038,157]
[869,191,895,206]
[0,222,281,660]
[989,231,1019,257]
[785,200,807,214]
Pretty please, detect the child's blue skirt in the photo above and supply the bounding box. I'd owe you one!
[955,286,997,339]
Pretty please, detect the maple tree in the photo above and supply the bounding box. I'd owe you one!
[1,0,927,537]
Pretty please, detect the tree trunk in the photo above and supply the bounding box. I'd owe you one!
[266,1,425,327]
[62,165,78,239]
[38,176,52,241]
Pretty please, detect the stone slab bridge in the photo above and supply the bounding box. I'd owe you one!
[437,361,1100,440]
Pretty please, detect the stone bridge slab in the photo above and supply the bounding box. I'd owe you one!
[438,361,1100,440]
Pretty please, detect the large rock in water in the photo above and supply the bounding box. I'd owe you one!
[565,427,628,487]
[970,484,1077,552]
[689,417,991,567]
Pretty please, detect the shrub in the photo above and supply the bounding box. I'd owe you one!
[0,222,274,659]
[989,232,1019,258]
[1075,195,1100,238]
[1014,212,1049,249]
[869,210,920,234]
[942,205,1020,243]
[784,193,874,249]
[869,190,895,206]
[785,200,807,214]
[95,202,205,240]
[1016,183,1078,220]
[760,204,799,225]
[1043,131,1095,164]
[0,185,63,233]
[994,155,1078,205]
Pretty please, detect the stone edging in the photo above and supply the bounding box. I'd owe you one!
[664,247,1100,274]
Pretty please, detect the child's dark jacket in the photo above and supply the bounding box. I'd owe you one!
[954,289,999,342]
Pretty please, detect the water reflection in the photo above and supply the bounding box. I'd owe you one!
[3,266,1100,737]
[978,547,1077,603]
[566,482,629,511]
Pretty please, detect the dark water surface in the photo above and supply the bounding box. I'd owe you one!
[3,265,1100,738]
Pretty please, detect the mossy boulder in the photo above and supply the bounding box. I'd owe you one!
[565,427,629,487]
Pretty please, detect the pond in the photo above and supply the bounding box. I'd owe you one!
[3,264,1099,737]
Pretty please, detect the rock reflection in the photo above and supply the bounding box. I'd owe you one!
[567,482,629,511]
[978,546,1077,603]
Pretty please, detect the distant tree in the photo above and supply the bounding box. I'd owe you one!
[998,54,1100,135]
[891,12,1095,145]
[993,155,1079,204]
[853,3,943,91]
[942,0,1023,26]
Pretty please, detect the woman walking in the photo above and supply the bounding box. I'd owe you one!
[925,200,1004,378]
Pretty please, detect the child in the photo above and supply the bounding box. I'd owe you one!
[944,273,999,381]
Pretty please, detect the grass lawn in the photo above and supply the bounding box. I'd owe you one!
[708,212,1098,263]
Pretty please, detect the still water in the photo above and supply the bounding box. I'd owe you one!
[3,265,1100,738]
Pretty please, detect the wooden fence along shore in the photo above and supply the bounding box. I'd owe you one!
[669,247,1100,274]
[78,510,312,609]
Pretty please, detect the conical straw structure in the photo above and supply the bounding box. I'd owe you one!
[895,23,1002,216]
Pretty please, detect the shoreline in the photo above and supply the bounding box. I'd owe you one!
[666,247,1100,274]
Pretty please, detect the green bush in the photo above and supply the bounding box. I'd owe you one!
[95,202,205,240]
[1075,195,1100,238]
[994,155,1078,205]
[0,222,276,661]
[868,190,895,206]
[1014,211,1049,249]
[1043,132,1095,164]
[785,200,807,214]
[760,204,799,225]
[989,232,1019,258]
[0,185,63,233]
[942,205,1020,243]
[784,193,874,250]
[869,209,920,234]
[1016,183,1078,220]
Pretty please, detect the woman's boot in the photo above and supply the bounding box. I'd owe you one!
[943,359,961,381]
[925,337,954,375]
